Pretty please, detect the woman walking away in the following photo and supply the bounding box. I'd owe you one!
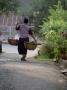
[16,17,36,61]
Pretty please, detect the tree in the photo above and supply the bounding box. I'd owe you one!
[30,0,67,35]
[0,0,20,14]
[31,0,58,35]
[41,0,67,35]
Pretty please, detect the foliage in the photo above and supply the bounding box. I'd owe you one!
[41,1,67,36]
[0,0,20,14]
[30,0,57,35]
[31,0,67,35]
[17,0,33,15]
[40,1,67,62]
[42,30,63,58]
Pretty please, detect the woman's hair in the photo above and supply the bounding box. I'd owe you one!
[24,18,28,24]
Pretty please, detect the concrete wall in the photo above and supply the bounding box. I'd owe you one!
[0,26,17,41]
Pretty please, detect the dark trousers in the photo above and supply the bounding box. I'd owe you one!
[18,37,29,55]
[0,44,2,53]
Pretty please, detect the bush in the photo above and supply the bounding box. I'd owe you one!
[40,30,64,61]
[40,1,67,62]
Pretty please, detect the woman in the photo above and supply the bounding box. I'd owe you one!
[16,18,36,61]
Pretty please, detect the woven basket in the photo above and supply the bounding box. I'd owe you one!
[8,39,18,45]
[24,41,37,50]
[8,39,37,50]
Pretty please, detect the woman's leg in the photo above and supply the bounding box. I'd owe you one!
[21,54,26,61]
[18,38,29,61]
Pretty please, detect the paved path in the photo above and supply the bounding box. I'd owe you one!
[2,44,39,58]
[0,53,67,90]
[0,44,67,90]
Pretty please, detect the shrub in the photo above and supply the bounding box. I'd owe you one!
[40,1,67,62]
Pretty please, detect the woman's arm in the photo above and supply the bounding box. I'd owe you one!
[16,23,20,30]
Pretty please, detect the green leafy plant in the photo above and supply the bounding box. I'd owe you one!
[0,0,20,14]
[40,1,67,62]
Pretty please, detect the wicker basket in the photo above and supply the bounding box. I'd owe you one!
[24,41,37,50]
[8,39,18,45]
[8,39,37,50]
